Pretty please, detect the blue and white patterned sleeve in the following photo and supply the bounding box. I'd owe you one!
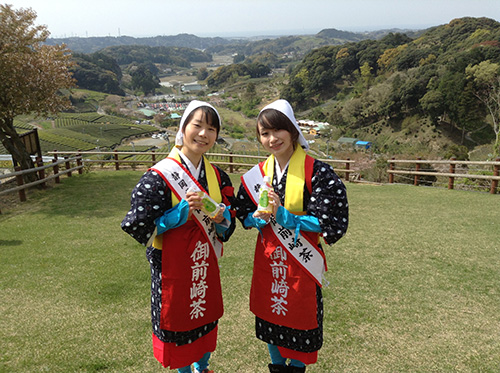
[234,183,257,229]
[308,160,349,245]
[121,170,171,246]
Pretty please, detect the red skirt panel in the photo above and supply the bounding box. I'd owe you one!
[152,326,218,369]
[278,345,318,365]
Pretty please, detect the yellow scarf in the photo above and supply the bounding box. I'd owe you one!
[262,146,307,213]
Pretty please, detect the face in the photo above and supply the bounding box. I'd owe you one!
[258,123,294,160]
[181,109,218,159]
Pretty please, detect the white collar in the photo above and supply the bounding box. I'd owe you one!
[178,151,202,180]
[275,157,290,183]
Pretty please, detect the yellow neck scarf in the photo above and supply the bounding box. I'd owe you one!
[263,145,307,213]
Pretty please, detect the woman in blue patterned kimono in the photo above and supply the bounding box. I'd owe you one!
[122,100,236,373]
[235,99,348,373]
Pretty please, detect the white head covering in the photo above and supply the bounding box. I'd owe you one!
[175,100,221,146]
[258,99,309,151]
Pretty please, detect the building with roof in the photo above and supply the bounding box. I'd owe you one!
[181,83,204,93]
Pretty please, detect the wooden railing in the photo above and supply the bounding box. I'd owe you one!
[0,150,355,210]
[0,155,83,212]
[47,150,356,180]
[387,158,500,194]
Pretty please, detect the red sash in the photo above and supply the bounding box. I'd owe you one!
[160,220,223,331]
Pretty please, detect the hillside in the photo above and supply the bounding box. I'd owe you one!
[281,17,500,157]
[0,110,157,156]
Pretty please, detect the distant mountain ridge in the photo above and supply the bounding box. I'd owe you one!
[44,33,234,53]
[46,28,423,54]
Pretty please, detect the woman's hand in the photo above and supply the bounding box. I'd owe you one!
[186,191,225,223]
[185,191,203,218]
[253,190,280,222]
[268,190,280,216]
[212,205,226,224]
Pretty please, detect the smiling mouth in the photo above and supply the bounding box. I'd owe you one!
[194,139,208,146]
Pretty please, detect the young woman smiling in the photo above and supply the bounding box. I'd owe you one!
[122,100,236,373]
[235,99,349,373]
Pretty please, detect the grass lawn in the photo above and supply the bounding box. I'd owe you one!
[1,171,499,372]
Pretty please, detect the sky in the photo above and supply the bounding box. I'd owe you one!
[4,0,500,39]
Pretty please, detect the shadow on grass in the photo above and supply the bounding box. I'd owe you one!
[34,171,143,219]
[0,239,23,246]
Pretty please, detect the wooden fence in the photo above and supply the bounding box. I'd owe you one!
[0,155,83,212]
[47,150,356,180]
[0,151,355,210]
[387,157,500,194]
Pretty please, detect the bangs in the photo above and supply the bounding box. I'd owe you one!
[258,110,292,131]
[184,106,220,134]
[257,109,300,143]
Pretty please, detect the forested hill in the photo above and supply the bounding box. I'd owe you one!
[99,45,212,65]
[281,17,500,150]
[45,33,232,53]
[69,45,212,95]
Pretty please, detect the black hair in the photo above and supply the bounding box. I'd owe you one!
[256,109,300,144]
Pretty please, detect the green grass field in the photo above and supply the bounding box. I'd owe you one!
[1,171,499,372]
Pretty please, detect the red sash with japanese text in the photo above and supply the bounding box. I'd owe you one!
[241,153,326,330]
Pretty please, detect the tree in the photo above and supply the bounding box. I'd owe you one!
[233,53,245,63]
[466,61,500,156]
[0,4,75,177]
[360,62,374,90]
[130,64,160,95]
[196,67,208,81]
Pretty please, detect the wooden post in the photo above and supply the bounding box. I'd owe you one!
[36,156,46,188]
[151,150,156,167]
[490,158,500,194]
[52,158,60,184]
[76,150,83,174]
[65,156,72,177]
[389,157,395,184]
[345,158,350,181]
[448,157,456,190]
[114,150,119,171]
[414,157,421,186]
[229,152,234,174]
[14,166,26,202]
[53,150,58,162]
[77,154,83,175]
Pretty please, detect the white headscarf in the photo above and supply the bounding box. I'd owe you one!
[258,99,309,151]
[175,100,222,146]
